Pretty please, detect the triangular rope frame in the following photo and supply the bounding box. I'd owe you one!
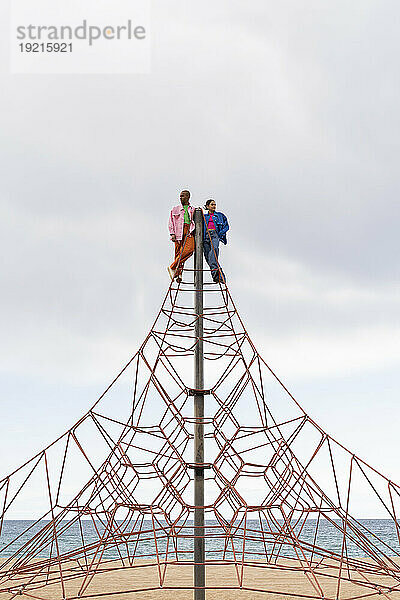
[1,229,400,599]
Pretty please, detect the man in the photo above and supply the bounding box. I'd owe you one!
[168,190,195,283]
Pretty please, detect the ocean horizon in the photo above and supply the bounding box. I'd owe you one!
[1,518,399,561]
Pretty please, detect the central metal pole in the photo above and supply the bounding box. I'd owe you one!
[193,208,205,600]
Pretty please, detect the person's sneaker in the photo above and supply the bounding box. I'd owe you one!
[167,267,175,280]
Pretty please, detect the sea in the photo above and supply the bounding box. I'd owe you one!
[1,519,400,561]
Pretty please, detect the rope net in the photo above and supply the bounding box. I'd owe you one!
[1,247,400,599]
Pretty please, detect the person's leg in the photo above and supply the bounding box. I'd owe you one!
[205,232,223,282]
[203,237,211,269]
[174,225,195,279]
[204,231,216,279]
[170,239,183,271]
[176,235,194,278]
[212,233,226,283]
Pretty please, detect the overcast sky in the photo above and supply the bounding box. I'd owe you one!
[0,1,399,488]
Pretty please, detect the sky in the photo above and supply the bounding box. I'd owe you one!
[0,1,399,497]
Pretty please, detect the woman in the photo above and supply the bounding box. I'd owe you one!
[203,199,229,283]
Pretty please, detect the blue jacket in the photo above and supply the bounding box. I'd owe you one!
[203,211,229,245]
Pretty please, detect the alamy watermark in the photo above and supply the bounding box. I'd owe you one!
[10,0,151,74]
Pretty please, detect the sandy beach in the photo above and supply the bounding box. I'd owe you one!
[2,558,400,600]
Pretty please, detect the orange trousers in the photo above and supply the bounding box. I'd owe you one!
[170,224,195,278]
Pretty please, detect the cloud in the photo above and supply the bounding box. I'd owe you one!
[0,0,399,489]
[228,242,399,378]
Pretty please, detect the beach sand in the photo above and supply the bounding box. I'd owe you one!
[2,558,400,600]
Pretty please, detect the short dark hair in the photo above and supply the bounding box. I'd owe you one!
[181,190,191,197]
[204,199,214,209]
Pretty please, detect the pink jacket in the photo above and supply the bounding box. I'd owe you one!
[168,205,195,241]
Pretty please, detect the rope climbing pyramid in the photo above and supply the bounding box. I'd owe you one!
[1,215,400,599]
